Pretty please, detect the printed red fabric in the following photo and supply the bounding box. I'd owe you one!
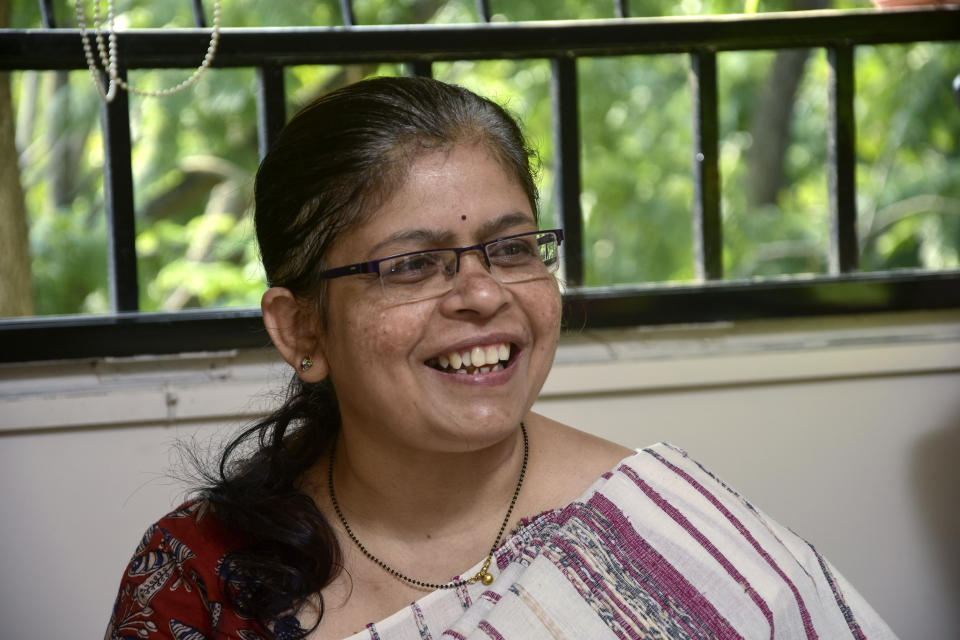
[104,500,271,640]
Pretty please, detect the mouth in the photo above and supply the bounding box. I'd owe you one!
[426,342,518,375]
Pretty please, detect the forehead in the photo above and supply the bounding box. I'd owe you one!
[339,143,536,259]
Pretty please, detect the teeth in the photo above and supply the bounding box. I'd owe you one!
[480,366,490,374]
[435,342,513,373]
[471,346,484,367]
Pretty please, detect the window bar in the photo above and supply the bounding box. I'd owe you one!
[551,57,584,287]
[405,61,433,78]
[339,0,356,26]
[690,49,722,281]
[476,0,492,22]
[39,0,56,28]
[190,0,208,28]
[827,44,858,274]
[257,65,287,159]
[615,0,630,19]
[100,68,140,312]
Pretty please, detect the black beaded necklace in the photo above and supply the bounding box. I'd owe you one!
[328,422,529,590]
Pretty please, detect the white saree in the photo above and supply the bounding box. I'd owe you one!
[344,443,898,640]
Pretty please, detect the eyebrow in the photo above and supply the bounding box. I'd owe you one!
[367,228,457,260]
[367,211,536,259]
[476,211,537,240]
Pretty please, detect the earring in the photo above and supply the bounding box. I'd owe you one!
[300,356,313,372]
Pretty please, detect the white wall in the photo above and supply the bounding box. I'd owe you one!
[2,310,958,639]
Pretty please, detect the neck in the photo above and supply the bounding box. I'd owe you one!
[323,421,528,542]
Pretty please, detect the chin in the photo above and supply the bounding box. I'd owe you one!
[434,411,525,450]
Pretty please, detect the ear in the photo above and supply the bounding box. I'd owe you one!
[261,287,329,382]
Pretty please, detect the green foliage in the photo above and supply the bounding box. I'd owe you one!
[9,0,957,318]
[718,49,831,278]
[27,191,110,315]
[579,55,696,284]
[16,70,109,314]
[856,43,960,271]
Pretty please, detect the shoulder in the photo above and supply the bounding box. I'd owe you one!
[104,500,268,640]
[528,443,901,639]
[527,412,633,469]
[522,413,634,513]
[136,500,238,570]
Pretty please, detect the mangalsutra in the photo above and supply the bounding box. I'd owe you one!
[75,0,221,102]
[328,423,528,590]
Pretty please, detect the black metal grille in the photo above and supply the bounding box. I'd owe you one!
[1,4,959,362]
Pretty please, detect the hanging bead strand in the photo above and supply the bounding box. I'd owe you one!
[76,0,117,101]
[76,0,221,102]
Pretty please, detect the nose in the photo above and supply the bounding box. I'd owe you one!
[441,250,508,317]
[455,247,492,275]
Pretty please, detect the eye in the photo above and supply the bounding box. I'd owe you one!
[488,236,538,266]
[382,252,446,283]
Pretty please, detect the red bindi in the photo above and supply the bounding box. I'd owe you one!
[461,215,467,221]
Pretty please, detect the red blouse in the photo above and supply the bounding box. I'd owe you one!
[104,500,275,640]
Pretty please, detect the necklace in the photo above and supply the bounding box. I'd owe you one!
[75,0,222,102]
[328,423,528,590]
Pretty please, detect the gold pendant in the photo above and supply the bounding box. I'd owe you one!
[479,569,494,585]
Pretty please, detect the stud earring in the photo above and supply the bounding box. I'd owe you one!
[300,356,313,372]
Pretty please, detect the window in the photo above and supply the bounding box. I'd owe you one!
[2,1,959,362]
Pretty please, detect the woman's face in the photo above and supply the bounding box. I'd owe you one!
[315,141,561,453]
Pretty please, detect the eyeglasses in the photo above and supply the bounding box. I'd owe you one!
[317,229,564,303]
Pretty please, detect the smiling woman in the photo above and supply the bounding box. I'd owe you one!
[104,77,899,640]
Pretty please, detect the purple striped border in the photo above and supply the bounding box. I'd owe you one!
[412,601,432,640]
[550,533,651,639]
[807,543,867,640]
[642,449,819,640]
[587,491,743,638]
[477,620,506,640]
[589,491,744,639]
[620,463,774,638]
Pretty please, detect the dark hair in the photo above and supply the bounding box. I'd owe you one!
[255,75,539,297]
[201,76,539,637]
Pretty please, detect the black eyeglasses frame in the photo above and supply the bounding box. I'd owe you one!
[315,229,565,282]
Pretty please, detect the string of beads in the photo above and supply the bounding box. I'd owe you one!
[328,423,528,590]
[75,0,221,102]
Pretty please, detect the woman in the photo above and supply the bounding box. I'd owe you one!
[106,77,897,640]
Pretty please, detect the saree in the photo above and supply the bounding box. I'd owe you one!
[105,443,899,639]
[343,443,897,639]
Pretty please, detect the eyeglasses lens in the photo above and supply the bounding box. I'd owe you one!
[379,232,559,302]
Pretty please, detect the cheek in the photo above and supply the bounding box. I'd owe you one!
[526,280,563,340]
[361,307,427,363]
[550,281,562,324]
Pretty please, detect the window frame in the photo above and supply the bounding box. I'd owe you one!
[2,6,959,363]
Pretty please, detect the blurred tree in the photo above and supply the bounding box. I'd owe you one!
[5,0,957,318]
[748,0,830,207]
[0,0,33,315]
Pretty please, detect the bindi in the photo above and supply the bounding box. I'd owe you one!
[460,215,467,221]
